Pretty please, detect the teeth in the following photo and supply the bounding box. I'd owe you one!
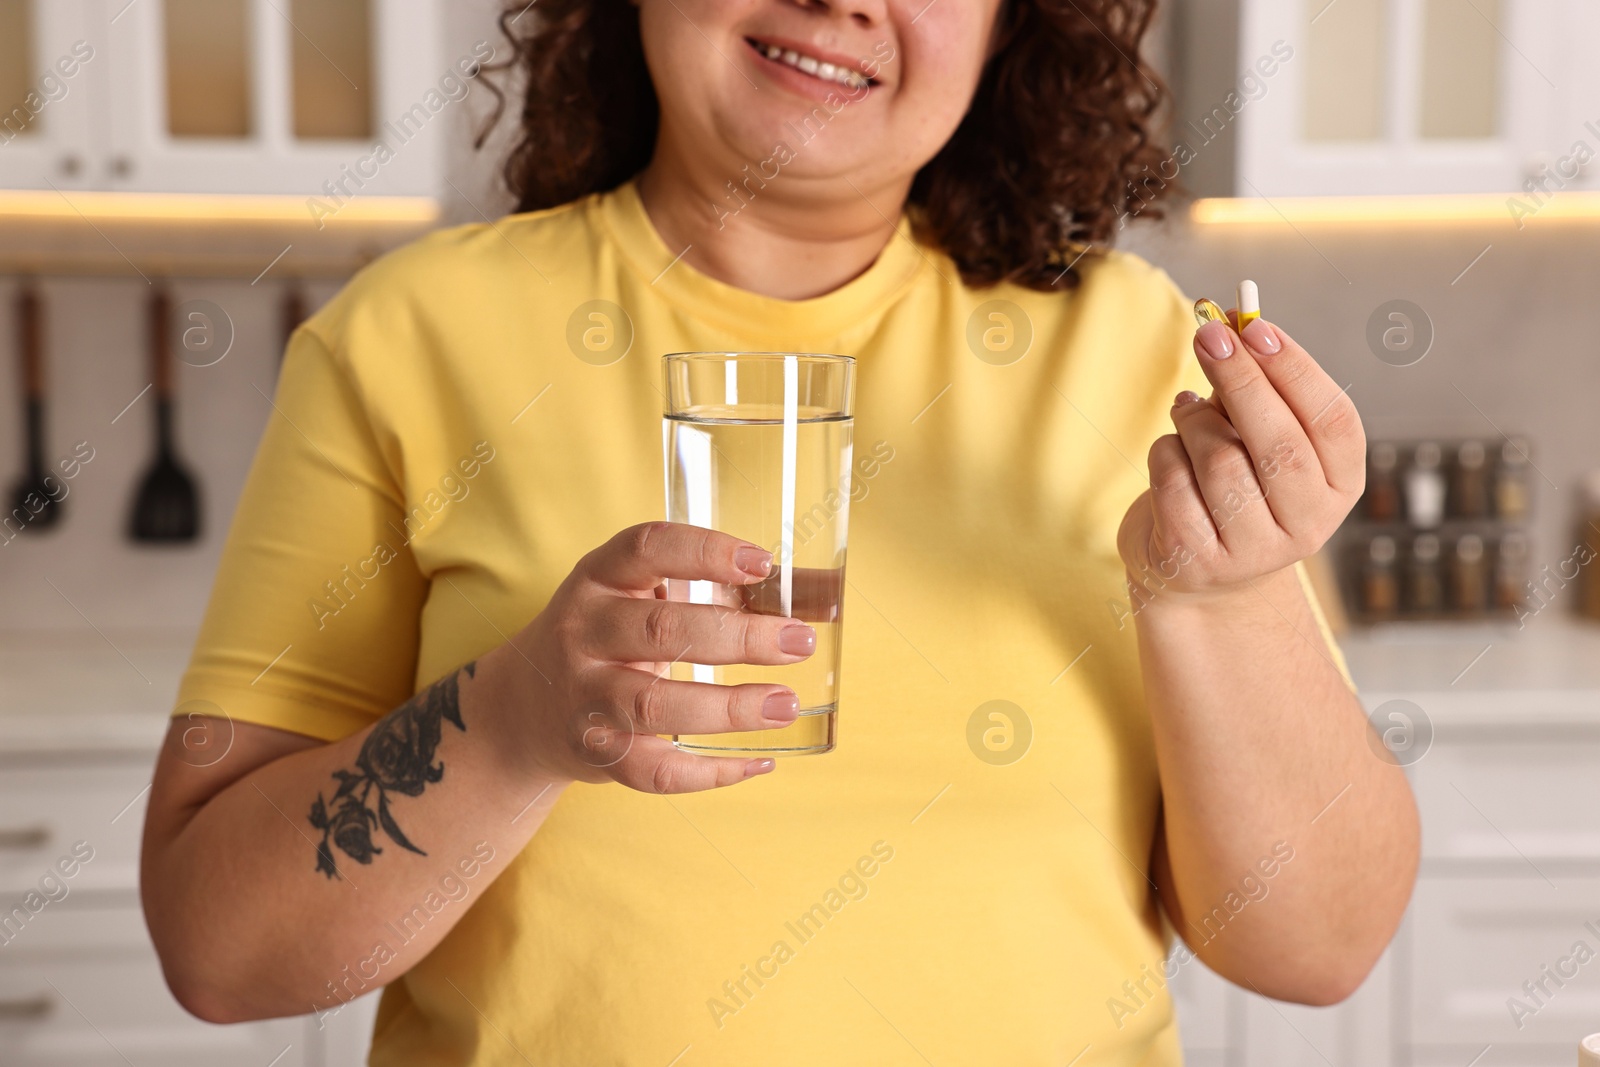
[755,40,871,90]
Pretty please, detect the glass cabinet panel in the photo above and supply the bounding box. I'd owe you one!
[164,0,253,137]
[290,0,373,140]
[0,0,35,137]
[1303,0,1388,141]
[1419,0,1500,138]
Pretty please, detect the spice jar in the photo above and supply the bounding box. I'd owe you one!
[1580,471,1600,623]
[1366,442,1401,522]
[1407,533,1444,614]
[1451,534,1487,615]
[1495,437,1532,521]
[1451,440,1489,519]
[1493,532,1529,613]
[1405,442,1447,529]
[1363,535,1399,618]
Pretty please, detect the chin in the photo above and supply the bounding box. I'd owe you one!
[713,113,882,178]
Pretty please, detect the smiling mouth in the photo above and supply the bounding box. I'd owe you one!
[745,38,874,91]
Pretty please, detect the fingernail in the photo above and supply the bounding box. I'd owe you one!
[1173,390,1202,407]
[736,546,773,577]
[744,758,776,778]
[1197,323,1234,360]
[778,624,816,655]
[1242,319,1281,354]
[763,691,800,723]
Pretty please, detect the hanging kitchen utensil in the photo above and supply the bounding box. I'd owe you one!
[8,283,61,532]
[129,288,201,543]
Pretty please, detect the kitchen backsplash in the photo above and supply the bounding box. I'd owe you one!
[2,0,1597,637]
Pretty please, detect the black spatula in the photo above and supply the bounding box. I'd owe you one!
[8,285,61,532]
[129,289,201,543]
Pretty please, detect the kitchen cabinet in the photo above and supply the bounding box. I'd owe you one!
[0,0,443,196]
[0,634,380,1066]
[1169,620,1600,1065]
[1233,0,1600,198]
[0,0,94,187]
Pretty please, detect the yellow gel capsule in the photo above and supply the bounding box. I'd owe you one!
[1193,298,1228,327]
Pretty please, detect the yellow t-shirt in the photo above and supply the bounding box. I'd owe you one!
[176,181,1350,1065]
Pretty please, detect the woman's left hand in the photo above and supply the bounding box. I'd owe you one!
[1116,314,1366,602]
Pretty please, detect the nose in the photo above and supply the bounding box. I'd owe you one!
[787,0,885,29]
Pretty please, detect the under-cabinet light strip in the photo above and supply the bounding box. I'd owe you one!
[1191,192,1600,226]
[0,189,439,224]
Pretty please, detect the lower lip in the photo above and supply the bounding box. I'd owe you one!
[744,39,871,105]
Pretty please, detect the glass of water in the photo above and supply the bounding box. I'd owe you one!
[662,352,855,757]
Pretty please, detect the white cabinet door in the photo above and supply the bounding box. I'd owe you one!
[1551,0,1600,194]
[98,0,443,195]
[0,905,315,1067]
[0,762,151,896]
[1237,0,1567,196]
[0,0,97,190]
[1406,877,1600,1061]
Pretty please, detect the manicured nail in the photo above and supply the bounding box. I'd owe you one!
[744,758,776,778]
[763,691,800,723]
[1242,319,1281,354]
[736,546,773,577]
[778,624,816,655]
[1197,323,1234,360]
[1173,390,1202,407]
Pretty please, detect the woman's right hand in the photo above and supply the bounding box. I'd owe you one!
[479,522,816,794]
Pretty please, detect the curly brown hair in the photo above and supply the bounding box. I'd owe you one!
[482,0,1175,291]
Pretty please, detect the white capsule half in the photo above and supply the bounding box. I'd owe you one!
[1237,279,1261,327]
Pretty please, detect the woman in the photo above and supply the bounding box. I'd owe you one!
[142,0,1419,1062]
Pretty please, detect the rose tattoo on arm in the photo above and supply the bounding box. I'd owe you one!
[308,663,474,878]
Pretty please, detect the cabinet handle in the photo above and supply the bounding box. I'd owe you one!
[0,826,51,849]
[108,155,135,179]
[57,154,83,178]
[0,994,54,1021]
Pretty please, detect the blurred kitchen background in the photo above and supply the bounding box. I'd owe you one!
[1,0,1599,1064]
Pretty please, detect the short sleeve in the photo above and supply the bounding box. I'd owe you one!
[172,326,428,742]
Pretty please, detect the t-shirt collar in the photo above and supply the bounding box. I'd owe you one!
[593,178,929,346]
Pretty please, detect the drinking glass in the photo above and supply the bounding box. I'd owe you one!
[662,353,855,757]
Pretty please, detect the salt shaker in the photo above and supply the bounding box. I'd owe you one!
[1405,442,1447,529]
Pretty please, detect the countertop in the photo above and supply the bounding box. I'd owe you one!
[2,614,1599,753]
[1340,613,1600,724]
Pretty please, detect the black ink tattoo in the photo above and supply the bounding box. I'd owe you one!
[309,662,474,878]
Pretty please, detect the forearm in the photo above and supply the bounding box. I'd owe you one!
[1135,566,1419,1002]
[143,646,566,1022]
